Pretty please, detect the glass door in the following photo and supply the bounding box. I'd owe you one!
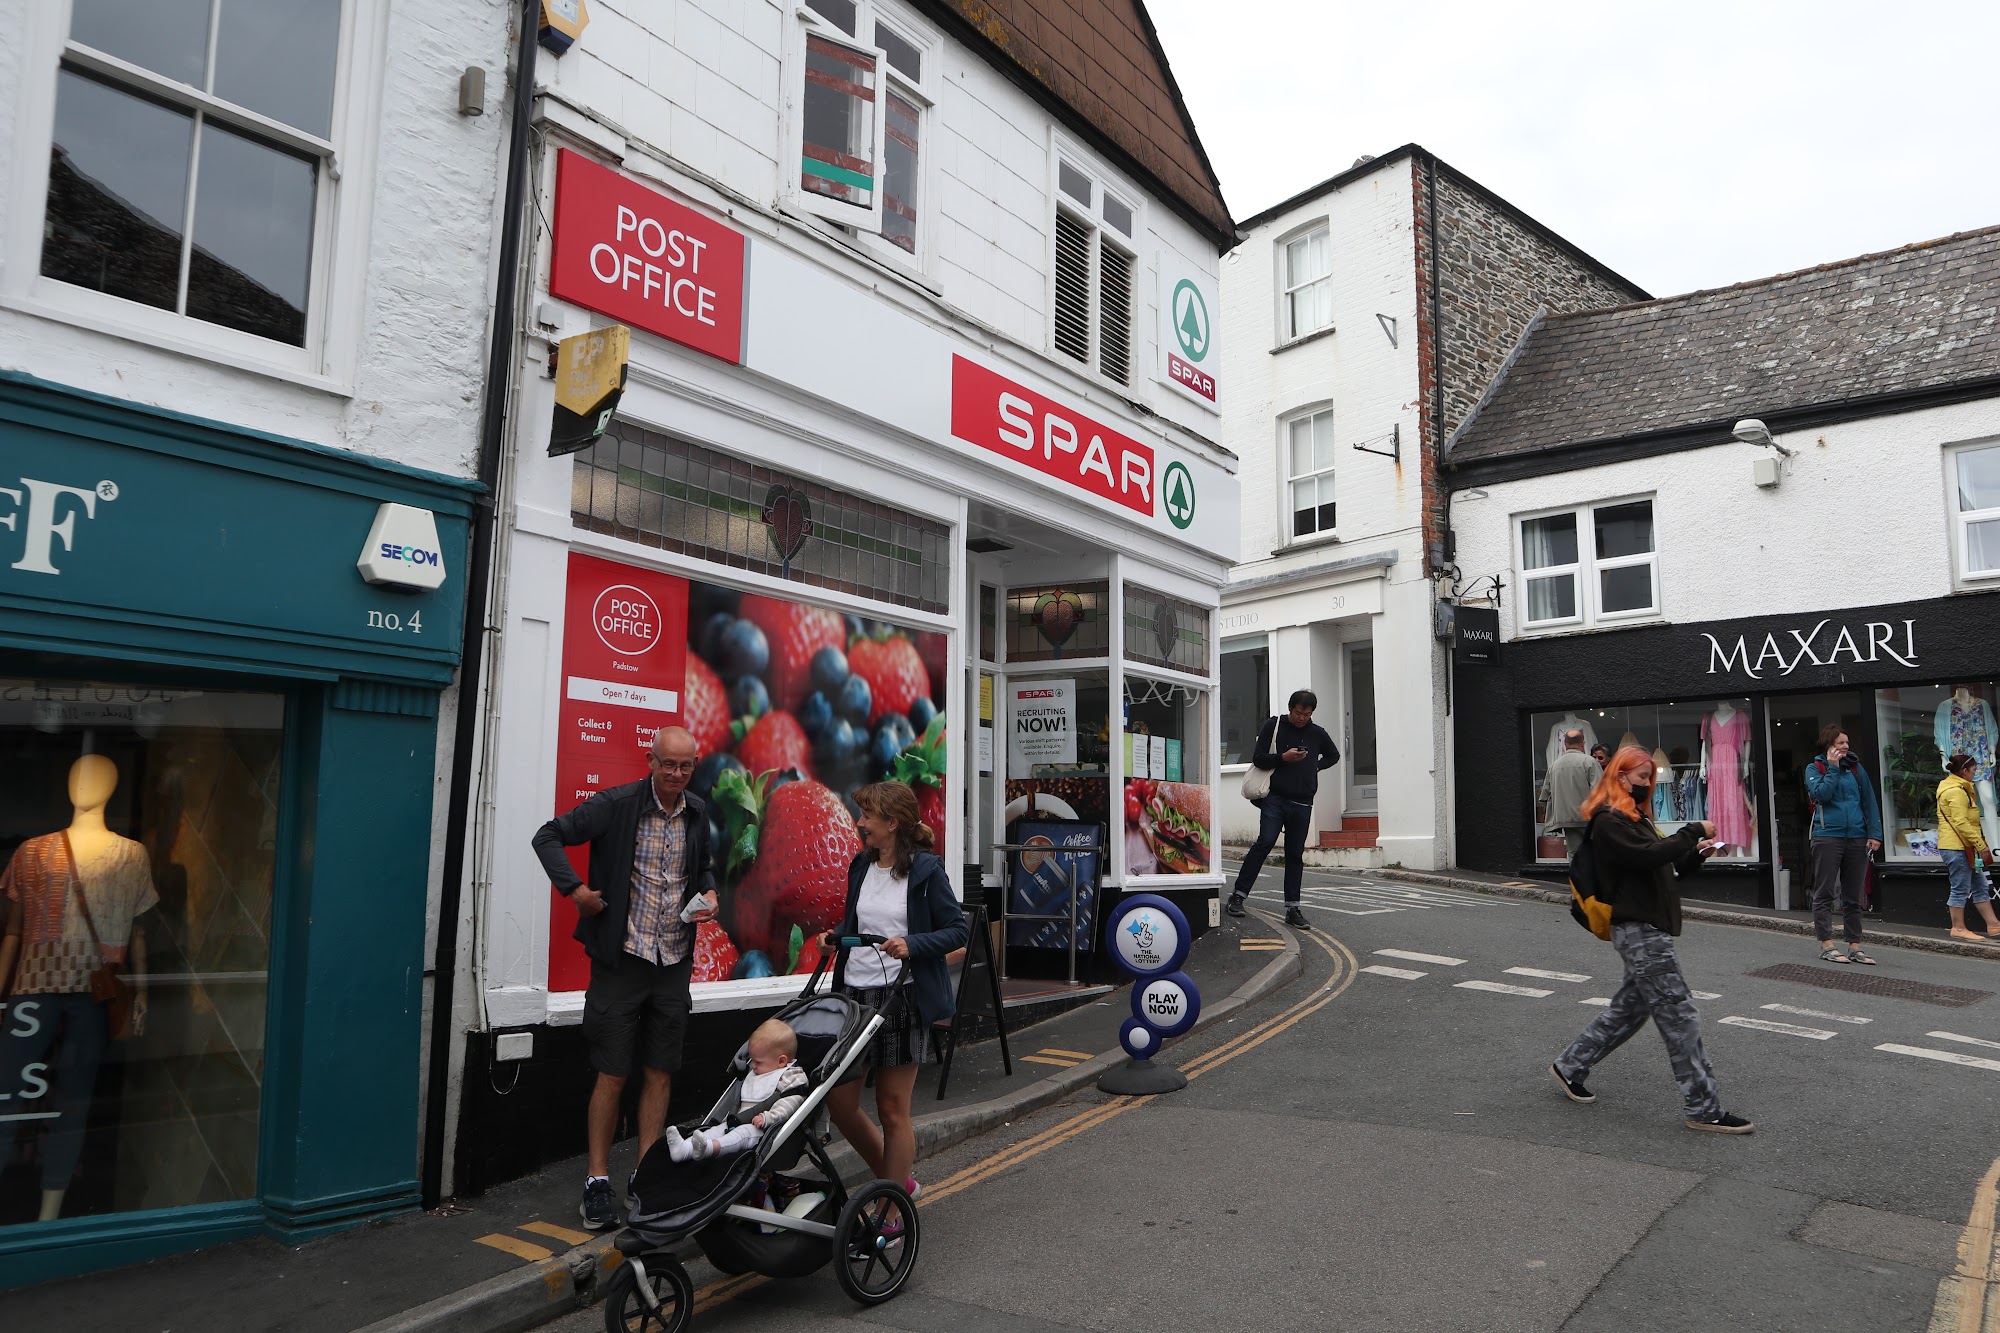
[1344,642,1379,811]
[1766,691,1866,908]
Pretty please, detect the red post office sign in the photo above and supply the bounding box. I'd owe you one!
[948,355,1155,517]
[549,148,746,365]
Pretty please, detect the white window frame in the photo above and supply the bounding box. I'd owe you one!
[1513,495,1660,632]
[1047,140,1143,389]
[0,0,384,391]
[1280,404,1337,546]
[783,6,889,233]
[1947,439,2000,585]
[1277,220,1331,343]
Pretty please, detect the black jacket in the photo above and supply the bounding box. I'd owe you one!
[1251,716,1340,804]
[832,851,969,1028]
[532,779,717,965]
[1585,808,1706,936]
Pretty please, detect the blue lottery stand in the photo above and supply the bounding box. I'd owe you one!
[1098,896,1201,1096]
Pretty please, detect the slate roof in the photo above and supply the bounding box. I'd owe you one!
[1446,225,2000,464]
[922,0,1232,245]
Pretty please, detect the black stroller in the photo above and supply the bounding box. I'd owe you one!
[601,938,923,1332]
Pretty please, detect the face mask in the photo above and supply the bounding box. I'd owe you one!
[1629,783,1653,804]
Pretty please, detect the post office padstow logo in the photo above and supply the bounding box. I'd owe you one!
[1115,906,1178,973]
[593,584,661,656]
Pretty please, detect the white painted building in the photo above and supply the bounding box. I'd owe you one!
[450,0,1240,1191]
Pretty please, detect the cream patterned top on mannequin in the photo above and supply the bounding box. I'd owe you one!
[3,834,157,996]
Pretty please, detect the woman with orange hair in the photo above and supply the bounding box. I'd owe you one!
[1550,747,1755,1134]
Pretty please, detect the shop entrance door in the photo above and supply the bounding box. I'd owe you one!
[1344,642,1378,811]
[1766,691,1867,909]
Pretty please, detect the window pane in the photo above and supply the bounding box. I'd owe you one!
[1284,234,1308,287]
[1521,513,1577,569]
[1102,194,1133,237]
[1526,572,1575,622]
[1286,289,1307,338]
[211,0,341,138]
[1968,519,2000,574]
[1220,643,1269,764]
[881,90,918,253]
[184,121,316,345]
[806,0,857,33]
[1289,419,1312,477]
[1308,229,1327,277]
[1313,412,1335,470]
[1058,161,1092,206]
[42,67,193,314]
[1600,562,1654,613]
[874,22,921,80]
[1594,500,1653,559]
[801,35,877,207]
[1958,447,2000,512]
[70,0,211,87]
[1292,481,1323,537]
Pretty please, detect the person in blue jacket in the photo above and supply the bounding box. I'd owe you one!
[1803,725,1882,965]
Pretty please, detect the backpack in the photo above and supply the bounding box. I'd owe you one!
[1567,819,1615,941]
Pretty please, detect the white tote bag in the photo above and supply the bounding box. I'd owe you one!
[1239,717,1275,801]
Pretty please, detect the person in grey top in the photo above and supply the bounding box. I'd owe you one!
[1545,729,1601,857]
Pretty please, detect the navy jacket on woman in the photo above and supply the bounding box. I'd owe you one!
[1250,715,1341,805]
[832,850,968,1028]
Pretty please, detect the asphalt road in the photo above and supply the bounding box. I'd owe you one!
[548,867,2000,1332]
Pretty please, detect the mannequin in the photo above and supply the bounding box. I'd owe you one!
[0,755,156,1222]
[1935,687,2000,851]
[1545,713,1599,769]
[1700,704,1755,854]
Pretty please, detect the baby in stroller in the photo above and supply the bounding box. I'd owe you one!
[661,1019,810,1162]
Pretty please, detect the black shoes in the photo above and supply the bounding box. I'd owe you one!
[1550,1063,1595,1104]
[1224,895,1246,918]
[1685,1111,1756,1134]
[580,1176,619,1229]
[1284,907,1312,931]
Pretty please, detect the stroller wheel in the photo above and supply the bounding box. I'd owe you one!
[603,1251,693,1333]
[834,1179,920,1305]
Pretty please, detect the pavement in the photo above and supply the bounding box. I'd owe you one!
[3,909,1302,1333]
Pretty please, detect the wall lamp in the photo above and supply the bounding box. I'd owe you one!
[1732,418,1796,458]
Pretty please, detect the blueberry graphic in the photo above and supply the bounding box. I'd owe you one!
[842,614,867,641]
[768,767,801,795]
[809,645,850,696]
[697,611,736,663]
[729,675,770,720]
[836,673,872,727]
[688,583,741,630]
[798,690,835,740]
[734,951,774,980]
[691,752,744,801]
[716,618,769,680]
[908,697,938,731]
[869,715,916,774]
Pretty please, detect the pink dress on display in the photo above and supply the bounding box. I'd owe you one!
[1703,709,1754,850]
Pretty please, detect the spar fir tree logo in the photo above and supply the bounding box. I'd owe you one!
[1171,280,1210,363]
[1161,461,1196,530]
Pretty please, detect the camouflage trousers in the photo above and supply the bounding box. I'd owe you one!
[1556,921,1722,1119]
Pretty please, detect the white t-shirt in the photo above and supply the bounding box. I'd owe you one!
[847,862,910,987]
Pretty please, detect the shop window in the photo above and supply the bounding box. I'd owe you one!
[1123,583,1210,676]
[1527,701,1755,863]
[1286,408,1336,540]
[1123,675,1211,877]
[1280,223,1331,341]
[570,418,950,615]
[794,1,933,263]
[1220,637,1269,765]
[0,678,283,1229]
[1051,155,1138,386]
[1877,682,2000,861]
[42,0,342,347]
[1517,498,1657,631]
[1004,582,1110,663]
[1950,442,2000,582]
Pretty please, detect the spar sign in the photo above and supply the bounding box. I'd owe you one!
[949,356,1154,517]
[1157,261,1218,405]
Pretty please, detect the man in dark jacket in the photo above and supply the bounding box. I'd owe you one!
[1225,689,1340,929]
[532,725,718,1229]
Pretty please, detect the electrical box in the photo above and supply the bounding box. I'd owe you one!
[1753,456,1782,489]
[495,1032,535,1062]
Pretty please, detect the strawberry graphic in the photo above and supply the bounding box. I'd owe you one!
[787,924,827,976]
[735,710,815,782]
[891,713,948,854]
[690,919,739,984]
[715,769,860,956]
[738,594,845,713]
[848,635,931,727]
[682,655,732,757]
[913,629,948,704]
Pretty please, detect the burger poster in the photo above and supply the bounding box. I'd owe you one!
[549,553,949,993]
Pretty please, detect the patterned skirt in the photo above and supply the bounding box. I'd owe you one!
[843,983,932,1069]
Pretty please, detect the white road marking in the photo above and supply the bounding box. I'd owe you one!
[1718,1016,1838,1041]
[1928,1031,2000,1053]
[1876,1043,2000,1073]
[1692,991,1722,1000]
[1328,907,1400,916]
[1376,949,1467,966]
[1455,980,1554,998]
[1505,967,1591,983]
[1760,1003,1870,1025]
[1360,964,1428,980]
[1580,997,1613,1006]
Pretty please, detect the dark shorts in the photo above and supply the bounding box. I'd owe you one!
[584,953,693,1076]
[844,984,932,1069]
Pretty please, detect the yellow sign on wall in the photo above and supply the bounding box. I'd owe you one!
[548,325,628,457]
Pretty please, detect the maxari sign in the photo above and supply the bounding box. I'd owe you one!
[1455,604,1499,665]
[548,149,746,366]
[949,356,1155,517]
[1702,618,1917,681]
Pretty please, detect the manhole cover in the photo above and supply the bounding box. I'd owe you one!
[1747,963,1992,1009]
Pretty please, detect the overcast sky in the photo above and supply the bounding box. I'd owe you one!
[1147,0,2000,298]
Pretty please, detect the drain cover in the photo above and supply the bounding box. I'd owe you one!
[1746,963,1992,1009]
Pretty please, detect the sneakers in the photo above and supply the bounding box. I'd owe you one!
[1818,947,1850,964]
[1550,1063,1595,1105]
[903,1176,922,1200]
[1224,895,1246,918]
[1684,1111,1756,1134]
[1846,948,1876,966]
[1284,907,1312,931]
[580,1176,619,1230]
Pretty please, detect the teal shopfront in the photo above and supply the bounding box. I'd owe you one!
[0,373,476,1286]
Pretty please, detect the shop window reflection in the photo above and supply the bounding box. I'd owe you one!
[1122,675,1211,878]
[1529,701,1756,863]
[1877,682,2000,860]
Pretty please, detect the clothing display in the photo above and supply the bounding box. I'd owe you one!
[4,833,157,996]
[1545,715,1599,769]
[1935,692,1998,782]
[1702,707,1755,850]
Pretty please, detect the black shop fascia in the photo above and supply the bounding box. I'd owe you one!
[1452,590,2000,927]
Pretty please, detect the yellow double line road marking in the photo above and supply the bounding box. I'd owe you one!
[1931,1154,2000,1333]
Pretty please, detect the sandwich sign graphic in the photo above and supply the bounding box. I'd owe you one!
[1158,263,1218,404]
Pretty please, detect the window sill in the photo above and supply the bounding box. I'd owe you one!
[1272,530,1342,558]
[1271,325,1336,355]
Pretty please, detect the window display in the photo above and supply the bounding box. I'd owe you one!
[1528,700,1756,863]
[1122,675,1211,877]
[1876,682,2000,859]
[0,679,282,1230]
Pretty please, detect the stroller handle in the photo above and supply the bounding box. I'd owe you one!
[796,933,906,996]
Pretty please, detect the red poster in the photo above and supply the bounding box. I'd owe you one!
[549,149,746,365]
[548,553,691,992]
[948,355,1156,516]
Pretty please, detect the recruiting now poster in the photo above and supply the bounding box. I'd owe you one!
[1009,677,1076,778]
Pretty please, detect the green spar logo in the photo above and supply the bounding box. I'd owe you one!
[1171,280,1210,363]
[1161,461,1196,530]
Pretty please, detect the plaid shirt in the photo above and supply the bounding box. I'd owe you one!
[625,785,694,966]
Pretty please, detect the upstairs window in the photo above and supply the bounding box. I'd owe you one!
[1052,155,1137,385]
[1281,223,1331,341]
[1951,442,2000,582]
[795,0,933,263]
[1285,407,1336,539]
[1517,498,1658,630]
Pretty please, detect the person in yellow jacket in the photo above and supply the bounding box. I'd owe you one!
[1936,753,2000,942]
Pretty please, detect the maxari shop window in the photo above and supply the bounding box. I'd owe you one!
[1877,682,2000,860]
[1529,701,1756,863]
[1123,675,1211,877]
[0,679,283,1229]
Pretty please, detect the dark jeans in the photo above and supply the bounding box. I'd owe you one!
[1811,837,1870,945]
[1232,800,1311,905]
[0,993,111,1190]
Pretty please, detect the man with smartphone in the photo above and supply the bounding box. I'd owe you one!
[1225,690,1340,929]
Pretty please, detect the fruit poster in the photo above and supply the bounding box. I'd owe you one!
[549,555,949,993]
[1123,778,1212,876]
